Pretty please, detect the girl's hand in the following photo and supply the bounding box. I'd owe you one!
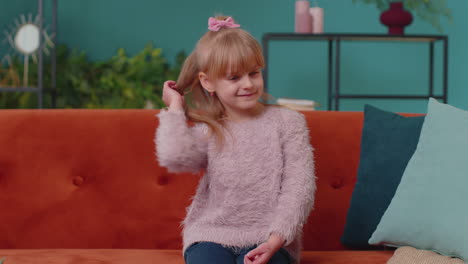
[162,80,184,111]
[244,234,285,264]
[244,242,275,264]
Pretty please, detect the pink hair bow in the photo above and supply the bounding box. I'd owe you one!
[208,17,240,32]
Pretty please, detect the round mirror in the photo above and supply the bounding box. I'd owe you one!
[14,23,40,55]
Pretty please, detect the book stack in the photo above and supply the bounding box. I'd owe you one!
[276,98,318,111]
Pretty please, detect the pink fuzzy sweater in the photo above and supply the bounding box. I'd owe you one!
[155,106,316,263]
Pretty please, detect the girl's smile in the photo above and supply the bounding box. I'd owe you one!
[237,91,257,97]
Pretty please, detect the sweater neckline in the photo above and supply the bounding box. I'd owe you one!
[224,105,270,127]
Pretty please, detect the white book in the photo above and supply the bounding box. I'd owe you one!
[276,98,318,111]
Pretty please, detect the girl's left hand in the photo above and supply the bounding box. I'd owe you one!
[244,242,275,264]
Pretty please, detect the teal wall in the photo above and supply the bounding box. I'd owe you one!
[1,0,465,113]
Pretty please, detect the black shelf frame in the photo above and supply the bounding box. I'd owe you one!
[262,33,448,111]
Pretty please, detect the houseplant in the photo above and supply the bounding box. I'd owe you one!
[352,0,452,33]
[0,43,186,109]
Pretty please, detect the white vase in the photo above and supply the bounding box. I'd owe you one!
[309,7,324,33]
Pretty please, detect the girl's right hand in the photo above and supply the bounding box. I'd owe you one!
[162,80,184,111]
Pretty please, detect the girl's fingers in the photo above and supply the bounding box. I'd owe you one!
[164,80,176,89]
[253,254,268,264]
[246,249,259,259]
[244,255,253,264]
[246,244,271,261]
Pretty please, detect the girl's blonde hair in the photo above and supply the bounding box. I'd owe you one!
[176,16,267,144]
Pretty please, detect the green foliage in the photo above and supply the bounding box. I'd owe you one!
[0,43,186,109]
[352,0,452,32]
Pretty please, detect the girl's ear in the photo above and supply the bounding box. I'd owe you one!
[199,72,215,93]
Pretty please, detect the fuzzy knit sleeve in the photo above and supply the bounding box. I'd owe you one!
[268,109,317,245]
[154,109,208,173]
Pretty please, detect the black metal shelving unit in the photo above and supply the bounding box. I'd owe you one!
[262,33,448,111]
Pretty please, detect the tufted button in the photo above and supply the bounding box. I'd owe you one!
[331,179,344,189]
[157,175,169,186]
[73,176,85,186]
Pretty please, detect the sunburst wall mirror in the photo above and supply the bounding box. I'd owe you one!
[4,13,54,87]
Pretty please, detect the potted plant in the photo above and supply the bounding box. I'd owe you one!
[352,0,452,34]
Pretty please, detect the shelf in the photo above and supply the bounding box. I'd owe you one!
[262,33,449,110]
[338,95,445,99]
[263,33,447,43]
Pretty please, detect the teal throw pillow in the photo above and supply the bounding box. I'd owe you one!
[341,104,425,248]
[369,98,468,260]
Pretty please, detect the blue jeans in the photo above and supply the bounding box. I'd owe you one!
[184,242,291,264]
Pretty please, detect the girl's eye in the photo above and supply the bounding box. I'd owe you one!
[228,75,239,80]
[249,71,259,76]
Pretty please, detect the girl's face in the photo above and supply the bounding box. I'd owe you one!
[201,67,264,117]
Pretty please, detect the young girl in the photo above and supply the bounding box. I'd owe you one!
[155,16,316,264]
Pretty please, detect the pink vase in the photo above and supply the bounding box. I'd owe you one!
[295,1,312,33]
[380,2,413,35]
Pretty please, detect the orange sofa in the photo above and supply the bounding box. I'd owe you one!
[0,109,396,263]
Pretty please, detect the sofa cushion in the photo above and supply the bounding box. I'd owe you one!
[0,110,197,251]
[369,98,468,260]
[0,249,393,264]
[0,249,185,264]
[387,247,465,264]
[342,104,424,248]
[300,250,394,263]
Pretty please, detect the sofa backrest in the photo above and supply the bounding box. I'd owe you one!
[0,109,365,250]
[302,111,364,250]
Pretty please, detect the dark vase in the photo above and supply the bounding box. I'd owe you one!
[380,2,413,35]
